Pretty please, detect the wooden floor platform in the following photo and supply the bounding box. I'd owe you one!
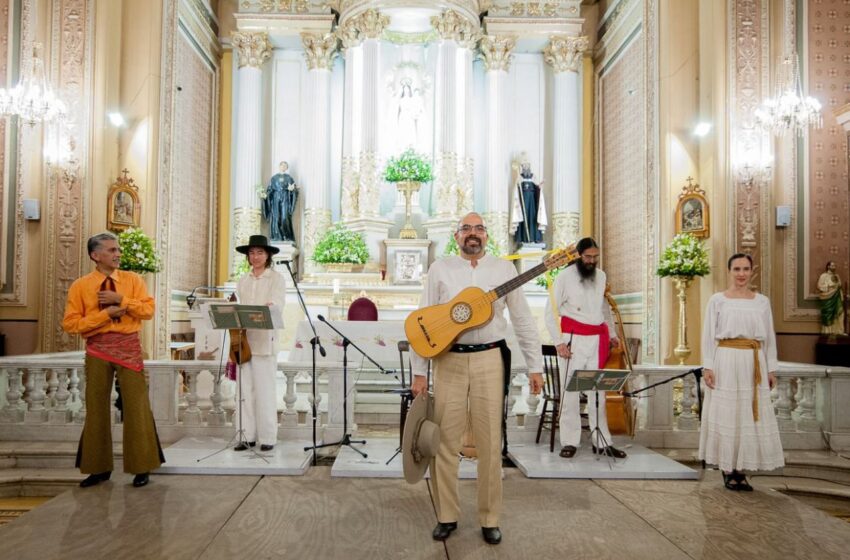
[2,468,850,559]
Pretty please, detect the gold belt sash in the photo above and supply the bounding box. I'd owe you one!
[717,338,762,421]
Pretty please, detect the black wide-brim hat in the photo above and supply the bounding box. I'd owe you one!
[236,234,280,255]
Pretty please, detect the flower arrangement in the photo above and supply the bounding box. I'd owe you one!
[312,223,370,264]
[384,149,433,183]
[656,233,710,278]
[443,234,501,257]
[118,227,161,273]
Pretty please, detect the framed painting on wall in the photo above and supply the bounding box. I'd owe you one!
[675,177,709,238]
[107,169,140,232]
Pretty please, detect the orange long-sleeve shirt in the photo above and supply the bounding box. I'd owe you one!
[62,269,155,338]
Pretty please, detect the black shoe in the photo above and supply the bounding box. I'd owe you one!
[132,473,150,488]
[592,445,627,458]
[733,470,753,492]
[559,445,577,458]
[234,441,256,451]
[722,472,738,491]
[482,527,502,545]
[79,471,112,488]
[260,444,274,451]
[432,521,457,541]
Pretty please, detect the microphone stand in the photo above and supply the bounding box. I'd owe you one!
[315,315,397,459]
[622,366,705,421]
[282,261,326,466]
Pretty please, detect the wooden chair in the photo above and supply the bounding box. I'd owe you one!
[536,345,561,452]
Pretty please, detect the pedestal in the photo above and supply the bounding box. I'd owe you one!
[383,239,432,285]
[424,218,457,260]
[516,243,546,275]
[272,241,299,275]
[346,217,393,270]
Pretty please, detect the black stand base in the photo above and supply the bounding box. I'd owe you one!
[306,433,368,458]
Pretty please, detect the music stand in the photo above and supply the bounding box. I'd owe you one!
[198,303,281,464]
[565,368,630,464]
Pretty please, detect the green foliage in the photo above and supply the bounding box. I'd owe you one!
[118,228,161,273]
[536,266,565,288]
[443,234,501,257]
[384,149,433,183]
[312,223,370,264]
[656,233,711,278]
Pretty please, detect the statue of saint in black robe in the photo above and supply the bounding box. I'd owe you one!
[263,162,298,242]
[513,164,545,244]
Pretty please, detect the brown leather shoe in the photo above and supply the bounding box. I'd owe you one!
[559,445,577,458]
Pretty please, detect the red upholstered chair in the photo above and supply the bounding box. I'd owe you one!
[347,297,378,321]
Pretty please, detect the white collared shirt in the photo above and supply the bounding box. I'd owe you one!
[411,254,542,376]
[544,264,615,345]
[236,267,286,356]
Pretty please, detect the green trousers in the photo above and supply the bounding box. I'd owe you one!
[76,355,164,474]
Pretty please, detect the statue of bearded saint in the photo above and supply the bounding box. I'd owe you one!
[817,261,847,336]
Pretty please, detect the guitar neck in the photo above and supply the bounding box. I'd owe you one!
[492,262,549,299]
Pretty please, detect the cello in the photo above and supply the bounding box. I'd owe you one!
[604,285,636,437]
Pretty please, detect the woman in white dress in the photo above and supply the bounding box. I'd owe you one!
[234,235,286,452]
[699,253,784,491]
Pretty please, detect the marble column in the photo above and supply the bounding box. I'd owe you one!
[230,31,272,277]
[479,35,516,255]
[301,32,340,273]
[337,9,392,266]
[543,35,588,248]
[426,9,479,256]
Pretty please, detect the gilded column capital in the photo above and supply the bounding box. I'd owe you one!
[543,35,589,73]
[338,8,389,48]
[431,9,479,49]
[301,32,340,70]
[478,35,516,72]
[232,31,272,69]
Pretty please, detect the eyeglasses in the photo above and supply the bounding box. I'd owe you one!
[581,254,600,262]
[458,225,487,234]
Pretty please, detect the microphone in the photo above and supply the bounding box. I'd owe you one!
[317,314,326,322]
[186,286,232,309]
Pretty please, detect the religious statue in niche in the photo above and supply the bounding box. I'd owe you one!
[510,155,547,245]
[817,261,847,336]
[262,161,299,242]
[107,168,141,232]
[386,62,430,151]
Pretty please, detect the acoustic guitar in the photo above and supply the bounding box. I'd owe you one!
[405,246,579,358]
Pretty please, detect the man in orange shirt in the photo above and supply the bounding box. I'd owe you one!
[62,232,164,488]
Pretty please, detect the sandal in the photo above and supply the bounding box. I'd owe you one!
[722,471,738,491]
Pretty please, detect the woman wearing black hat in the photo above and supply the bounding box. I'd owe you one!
[234,235,286,452]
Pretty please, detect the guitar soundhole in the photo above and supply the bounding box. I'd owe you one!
[450,303,473,324]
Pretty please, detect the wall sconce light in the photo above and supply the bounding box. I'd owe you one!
[108,112,126,127]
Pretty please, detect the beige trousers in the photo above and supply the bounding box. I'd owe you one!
[77,355,164,475]
[430,348,504,527]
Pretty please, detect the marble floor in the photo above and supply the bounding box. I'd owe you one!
[157,437,313,476]
[2,468,850,559]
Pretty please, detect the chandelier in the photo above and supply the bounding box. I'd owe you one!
[754,0,821,136]
[0,43,66,126]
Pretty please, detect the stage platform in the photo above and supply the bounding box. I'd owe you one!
[330,437,480,479]
[157,437,312,476]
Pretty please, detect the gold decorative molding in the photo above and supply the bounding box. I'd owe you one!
[431,9,478,48]
[478,34,516,72]
[543,35,588,73]
[551,211,580,249]
[337,8,389,48]
[40,0,93,352]
[481,211,510,255]
[231,207,263,279]
[231,31,272,69]
[301,32,340,70]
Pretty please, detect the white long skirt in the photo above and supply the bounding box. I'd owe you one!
[698,347,784,472]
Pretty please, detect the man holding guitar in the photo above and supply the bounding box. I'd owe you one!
[410,212,544,546]
[544,237,627,459]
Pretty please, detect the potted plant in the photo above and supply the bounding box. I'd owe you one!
[384,149,433,239]
[312,223,370,272]
[657,233,711,364]
[117,227,162,274]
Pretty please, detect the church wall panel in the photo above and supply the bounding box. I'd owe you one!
[805,0,850,295]
[169,27,216,292]
[599,31,646,295]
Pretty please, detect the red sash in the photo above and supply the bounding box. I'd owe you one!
[86,332,144,372]
[560,316,610,368]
